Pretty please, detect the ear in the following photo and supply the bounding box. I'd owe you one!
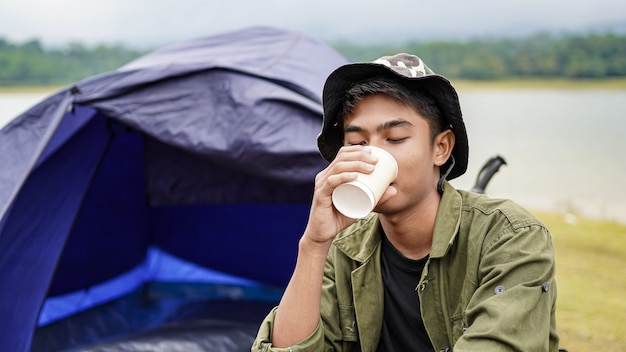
[433,129,455,167]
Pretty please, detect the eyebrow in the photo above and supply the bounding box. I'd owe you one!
[344,119,414,133]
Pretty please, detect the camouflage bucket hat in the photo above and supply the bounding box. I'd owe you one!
[317,53,469,180]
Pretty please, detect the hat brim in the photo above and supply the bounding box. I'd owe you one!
[317,63,468,180]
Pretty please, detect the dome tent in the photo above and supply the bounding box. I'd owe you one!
[0,26,348,351]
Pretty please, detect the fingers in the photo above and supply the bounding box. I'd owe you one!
[326,146,378,179]
[335,145,379,165]
[306,146,379,243]
[314,147,376,198]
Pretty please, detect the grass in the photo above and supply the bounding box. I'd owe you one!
[2,78,626,94]
[0,86,62,94]
[452,77,626,90]
[531,210,626,351]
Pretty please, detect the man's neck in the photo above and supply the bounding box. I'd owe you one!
[378,193,440,260]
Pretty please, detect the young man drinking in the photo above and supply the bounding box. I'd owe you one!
[252,53,560,352]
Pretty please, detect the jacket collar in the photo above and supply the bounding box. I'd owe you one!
[333,181,462,261]
[430,181,462,258]
[333,214,381,263]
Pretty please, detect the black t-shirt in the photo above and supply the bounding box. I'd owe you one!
[376,231,434,352]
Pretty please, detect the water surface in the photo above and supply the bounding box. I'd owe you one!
[451,88,626,223]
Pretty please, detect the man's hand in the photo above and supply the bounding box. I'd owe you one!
[303,145,381,245]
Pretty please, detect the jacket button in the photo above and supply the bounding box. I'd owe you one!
[494,285,505,294]
[542,282,549,292]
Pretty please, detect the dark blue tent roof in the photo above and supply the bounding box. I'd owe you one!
[0,26,348,352]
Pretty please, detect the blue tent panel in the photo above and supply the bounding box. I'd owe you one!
[0,26,349,352]
[0,114,111,351]
[48,117,151,296]
[152,203,308,286]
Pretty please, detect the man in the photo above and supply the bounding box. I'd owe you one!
[252,53,559,351]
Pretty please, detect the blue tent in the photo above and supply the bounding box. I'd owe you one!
[0,26,348,352]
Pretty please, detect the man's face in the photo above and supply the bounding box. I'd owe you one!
[342,93,443,216]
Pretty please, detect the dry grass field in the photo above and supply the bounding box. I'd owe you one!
[453,77,626,90]
[533,210,626,351]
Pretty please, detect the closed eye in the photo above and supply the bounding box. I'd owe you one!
[347,141,367,146]
[388,137,409,144]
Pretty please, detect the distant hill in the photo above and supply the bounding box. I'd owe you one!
[1,31,625,87]
[331,32,626,79]
[317,20,626,46]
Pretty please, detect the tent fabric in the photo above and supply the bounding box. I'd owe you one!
[38,246,264,326]
[33,284,281,352]
[0,26,348,352]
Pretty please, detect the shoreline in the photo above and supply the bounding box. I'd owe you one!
[454,77,626,90]
[2,77,626,93]
[0,86,62,94]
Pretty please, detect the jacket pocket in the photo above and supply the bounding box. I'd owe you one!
[338,304,358,342]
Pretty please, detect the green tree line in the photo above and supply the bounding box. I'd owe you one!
[332,32,626,80]
[1,32,625,86]
[0,38,146,86]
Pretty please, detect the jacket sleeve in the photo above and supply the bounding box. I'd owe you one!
[250,247,346,352]
[250,306,325,352]
[454,223,559,352]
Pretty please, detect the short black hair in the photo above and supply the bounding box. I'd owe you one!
[339,76,446,142]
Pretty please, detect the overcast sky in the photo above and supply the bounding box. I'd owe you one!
[1,0,626,48]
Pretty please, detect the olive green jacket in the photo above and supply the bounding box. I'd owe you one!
[252,182,559,351]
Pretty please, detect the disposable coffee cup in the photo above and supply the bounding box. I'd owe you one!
[332,146,398,219]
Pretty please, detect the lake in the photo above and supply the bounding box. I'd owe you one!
[452,88,626,224]
[1,91,55,127]
[2,88,625,223]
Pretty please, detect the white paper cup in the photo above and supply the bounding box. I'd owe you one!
[332,146,398,218]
